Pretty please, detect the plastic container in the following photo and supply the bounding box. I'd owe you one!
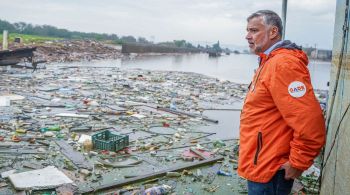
[92,130,129,151]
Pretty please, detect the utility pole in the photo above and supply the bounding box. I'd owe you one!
[282,0,288,40]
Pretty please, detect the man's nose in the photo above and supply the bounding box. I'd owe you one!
[245,33,251,40]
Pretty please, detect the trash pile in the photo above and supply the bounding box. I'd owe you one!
[8,40,123,63]
[0,64,247,194]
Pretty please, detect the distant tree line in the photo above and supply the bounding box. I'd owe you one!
[158,40,196,49]
[0,19,149,44]
[0,19,226,52]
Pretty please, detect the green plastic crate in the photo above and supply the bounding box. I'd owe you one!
[92,130,129,151]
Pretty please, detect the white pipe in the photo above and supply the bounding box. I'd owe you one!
[2,30,8,50]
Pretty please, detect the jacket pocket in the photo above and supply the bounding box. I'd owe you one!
[253,131,263,165]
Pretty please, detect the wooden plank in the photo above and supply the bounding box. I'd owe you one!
[190,148,208,160]
[55,140,92,170]
[156,107,219,123]
[79,156,224,194]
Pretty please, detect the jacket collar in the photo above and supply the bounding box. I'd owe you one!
[258,53,268,66]
[264,40,284,55]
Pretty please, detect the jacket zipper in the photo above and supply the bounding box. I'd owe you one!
[253,131,263,165]
[251,55,269,92]
[251,64,265,92]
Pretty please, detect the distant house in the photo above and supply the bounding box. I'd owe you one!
[311,49,332,61]
[302,47,332,61]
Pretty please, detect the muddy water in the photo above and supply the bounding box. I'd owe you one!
[120,54,330,90]
[56,53,330,90]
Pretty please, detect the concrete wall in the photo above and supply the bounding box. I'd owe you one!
[121,43,200,53]
[320,0,350,194]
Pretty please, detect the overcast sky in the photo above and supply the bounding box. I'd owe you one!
[1,0,336,49]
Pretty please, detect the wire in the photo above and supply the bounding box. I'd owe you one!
[322,103,350,170]
[317,102,350,193]
[325,1,350,129]
[315,103,350,192]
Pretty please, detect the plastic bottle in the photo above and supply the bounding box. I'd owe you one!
[217,170,232,177]
[166,172,181,177]
[213,140,226,148]
[169,99,176,110]
[47,125,61,131]
[41,125,61,132]
[143,184,171,195]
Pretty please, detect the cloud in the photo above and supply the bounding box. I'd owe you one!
[0,0,336,49]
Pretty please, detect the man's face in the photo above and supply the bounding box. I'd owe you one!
[246,16,273,55]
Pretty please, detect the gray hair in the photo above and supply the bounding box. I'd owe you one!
[247,10,283,36]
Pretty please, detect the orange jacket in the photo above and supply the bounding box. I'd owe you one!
[238,42,326,183]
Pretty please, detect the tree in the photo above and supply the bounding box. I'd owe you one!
[13,22,27,32]
[0,19,123,42]
[173,40,186,47]
[121,36,137,43]
[0,19,16,32]
[137,37,148,43]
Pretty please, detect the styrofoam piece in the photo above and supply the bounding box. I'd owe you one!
[55,113,89,118]
[8,166,73,190]
[1,94,25,101]
[78,134,92,144]
[1,169,16,178]
[131,113,146,119]
[0,97,10,107]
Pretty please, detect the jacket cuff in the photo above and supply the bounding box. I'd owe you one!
[289,155,313,171]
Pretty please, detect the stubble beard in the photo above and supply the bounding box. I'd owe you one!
[254,46,263,54]
[254,33,270,54]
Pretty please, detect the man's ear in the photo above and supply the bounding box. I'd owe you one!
[269,26,279,40]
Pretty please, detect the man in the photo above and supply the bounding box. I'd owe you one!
[238,10,326,195]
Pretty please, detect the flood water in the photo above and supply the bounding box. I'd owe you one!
[65,53,330,90]
[120,53,330,90]
[56,53,331,139]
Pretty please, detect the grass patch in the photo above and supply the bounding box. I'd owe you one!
[0,33,63,44]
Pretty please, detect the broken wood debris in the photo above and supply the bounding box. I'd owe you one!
[79,156,224,194]
[55,140,92,170]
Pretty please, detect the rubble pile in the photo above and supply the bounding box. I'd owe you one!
[35,40,123,63]
[8,40,123,63]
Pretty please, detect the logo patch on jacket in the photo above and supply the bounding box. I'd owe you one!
[288,81,306,98]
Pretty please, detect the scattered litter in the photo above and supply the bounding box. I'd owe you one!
[0,51,325,194]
